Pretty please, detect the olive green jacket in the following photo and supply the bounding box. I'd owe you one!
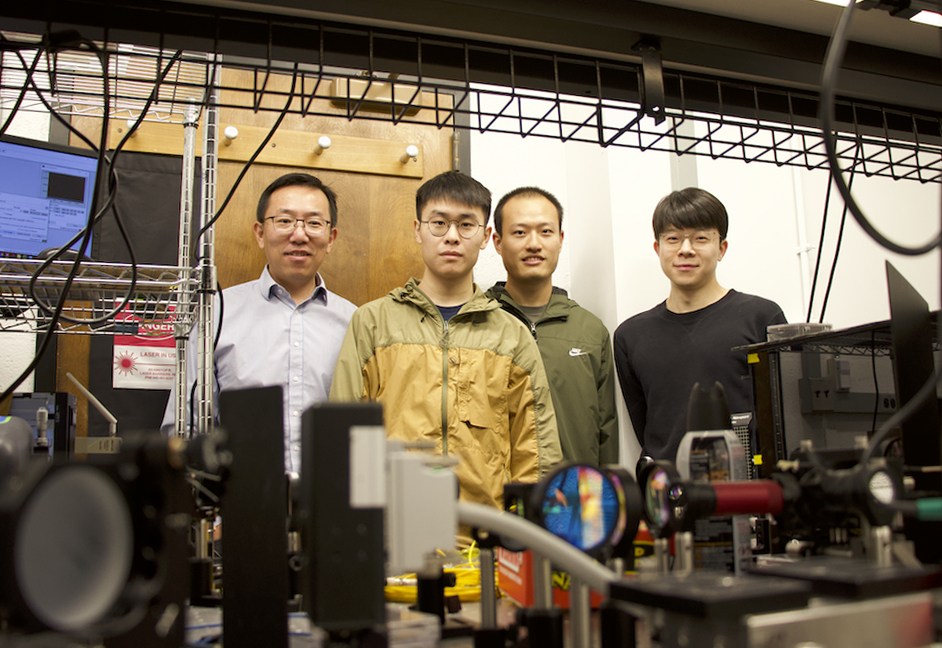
[487,283,619,466]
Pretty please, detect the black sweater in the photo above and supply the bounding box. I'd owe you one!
[613,289,785,462]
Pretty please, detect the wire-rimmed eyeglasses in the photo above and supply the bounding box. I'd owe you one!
[266,216,330,235]
[658,230,720,250]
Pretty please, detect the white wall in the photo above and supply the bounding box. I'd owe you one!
[470,126,941,470]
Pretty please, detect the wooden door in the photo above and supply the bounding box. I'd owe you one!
[213,68,455,305]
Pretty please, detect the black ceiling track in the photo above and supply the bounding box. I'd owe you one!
[2,0,940,182]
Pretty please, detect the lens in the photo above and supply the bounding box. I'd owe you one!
[644,467,673,531]
[539,465,619,553]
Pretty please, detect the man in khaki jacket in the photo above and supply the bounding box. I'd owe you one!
[330,171,561,511]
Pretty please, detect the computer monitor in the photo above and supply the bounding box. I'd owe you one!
[887,260,941,490]
[0,134,100,259]
[887,261,942,563]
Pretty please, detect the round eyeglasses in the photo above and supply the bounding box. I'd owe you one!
[659,231,719,250]
[266,216,329,235]
[421,218,485,240]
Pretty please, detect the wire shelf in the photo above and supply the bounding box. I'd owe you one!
[736,314,941,357]
[0,260,200,335]
[2,27,941,184]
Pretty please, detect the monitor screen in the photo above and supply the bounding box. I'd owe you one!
[0,135,100,259]
[887,260,941,487]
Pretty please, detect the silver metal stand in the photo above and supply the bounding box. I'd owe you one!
[869,525,893,567]
[675,531,695,574]
[196,56,220,436]
[655,537,670,572]
[569,576,591,648]
[174,101,199,437]
[533,553,554,609]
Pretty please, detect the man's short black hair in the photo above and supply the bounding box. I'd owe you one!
[415,171,491,224]
[493,186,564,236]
[652,187,728,240]
[256,173,338,227]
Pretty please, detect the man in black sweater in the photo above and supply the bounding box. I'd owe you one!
[613,188,785,462]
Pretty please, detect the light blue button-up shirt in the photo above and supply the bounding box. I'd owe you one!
[161,266,356,472]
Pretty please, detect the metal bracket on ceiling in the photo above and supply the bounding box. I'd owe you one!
[859,0,922,20]
[633,38,665,125]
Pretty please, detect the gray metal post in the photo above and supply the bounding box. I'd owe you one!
[479,547,497,628]
[197,57,219,436]
[569,576,591,648]
[174,101,198,437]
[532,553,554,609]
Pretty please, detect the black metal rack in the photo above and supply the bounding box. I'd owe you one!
[739,312,941,357]
[1,9,941,184]
[740,312,940,478]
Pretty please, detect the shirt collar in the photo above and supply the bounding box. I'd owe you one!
[259,266,328,305]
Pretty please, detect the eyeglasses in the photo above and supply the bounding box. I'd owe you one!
[266,216,330,235]
[421,217,485,240]
[659,231,719,250]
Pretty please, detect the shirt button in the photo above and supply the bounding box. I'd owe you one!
[293,376,299,383]
[294,342,300,348]
[293,410,300,417]
[294,444,301,452]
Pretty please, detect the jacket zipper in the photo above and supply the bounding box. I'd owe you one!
[441,317,449,456]
[499,295,565,342]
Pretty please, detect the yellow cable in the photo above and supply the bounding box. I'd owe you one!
[384,545,500,604]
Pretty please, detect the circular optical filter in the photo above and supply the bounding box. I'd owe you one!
[533,464,621,555]
[15,465,133,632]
[605,467,643,556]
[640,461,682,538]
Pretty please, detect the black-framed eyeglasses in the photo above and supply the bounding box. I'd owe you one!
[421,217,485,239]
[266,216,329,235]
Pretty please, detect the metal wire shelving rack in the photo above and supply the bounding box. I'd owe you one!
[1,23,940,184]
[0,17,940,337]
[737,313,941,357]
[0,259,200,335]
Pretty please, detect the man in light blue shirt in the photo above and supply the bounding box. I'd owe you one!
[162,173,356,472]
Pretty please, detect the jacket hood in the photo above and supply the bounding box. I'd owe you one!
[395,277,500,319]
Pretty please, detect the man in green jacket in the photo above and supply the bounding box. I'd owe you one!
[330,172,562,512]
[487,187,619,466]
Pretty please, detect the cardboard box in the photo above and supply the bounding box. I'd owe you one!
[496,547,605,608]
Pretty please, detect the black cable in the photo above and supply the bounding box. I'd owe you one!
[0,48,43,136]
[0,37,111,405]
[818,0,941,257]
[861,362,942,464]
[817,151,858,323]
[215,278,225,350]
[819,1,942,472]
[1,40,182,402]
[187,281,225,434]
[818,199,848,324]
[26,51,184,325]
[194,62,299,244]
[806,170,834,322]
[27,165,119,318]
[16,45,99,152]
[870,329,879,436]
